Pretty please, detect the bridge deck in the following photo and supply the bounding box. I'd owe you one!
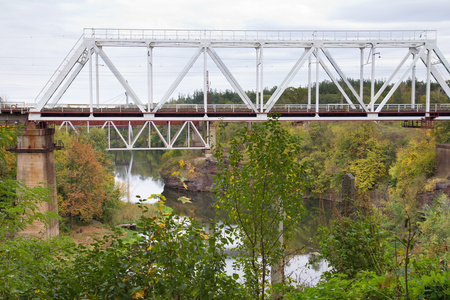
[32,103,450,121]
[2,103,450,122]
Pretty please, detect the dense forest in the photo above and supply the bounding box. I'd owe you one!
[173,79,450,105]
[0,80,449,298]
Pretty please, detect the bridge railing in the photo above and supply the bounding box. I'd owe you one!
[0,101,33,114]
[84,28,436,43]
[36,103,450,114]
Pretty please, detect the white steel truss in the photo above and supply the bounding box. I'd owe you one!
[56,120,211,150]
[31,29,450,122]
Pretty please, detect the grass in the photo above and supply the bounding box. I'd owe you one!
[110,201,159,226]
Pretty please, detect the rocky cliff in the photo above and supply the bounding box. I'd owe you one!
[160,157,218,192]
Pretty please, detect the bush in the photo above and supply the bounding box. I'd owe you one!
[317,214,388,278]
[43,198,247,299]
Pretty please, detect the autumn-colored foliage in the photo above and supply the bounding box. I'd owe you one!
[56,137,113,225]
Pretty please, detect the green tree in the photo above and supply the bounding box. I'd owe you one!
[0,179,73,297]
[214,116,309,299]
[333,122,389,191]
[432,121,450,143]
[389,137,435,196]
[0,125,20,179]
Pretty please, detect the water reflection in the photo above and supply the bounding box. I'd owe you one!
[114,151,333,284]
[114,151,165,202]
[113,151,334,251]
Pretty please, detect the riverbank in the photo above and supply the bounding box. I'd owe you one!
[159,153,450,208]
[160,156,218,192]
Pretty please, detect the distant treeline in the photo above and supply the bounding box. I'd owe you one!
[173,79,449,105]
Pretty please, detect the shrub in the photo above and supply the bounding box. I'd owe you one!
[317,214,388,278]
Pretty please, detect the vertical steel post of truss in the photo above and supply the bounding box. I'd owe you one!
[308,55,312,110]
[148,121,151,148]
[207,121,210,147]
[128,121,132,147]
[360,48,364,105]
[256,45,264,112]
[370,45,376,112]
[411,52,416,109]
[256,47,260,112]
[108,121,111,149]
[95,52,99,107]
[426,48,431,115]
[203,46,208,114]
[260,46,264,113]
[315,48,320,114]
[167,121,171,146]
[148,45,153,111]
[89,47,93,115]
[187,122,190,148]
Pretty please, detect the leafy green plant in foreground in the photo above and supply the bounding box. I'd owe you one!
[40,196,247,299]
[0,179,73,297]
[214,116,309,299]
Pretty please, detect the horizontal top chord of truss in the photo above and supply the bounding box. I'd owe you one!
[31,28,450,121]
[84,28,436,46]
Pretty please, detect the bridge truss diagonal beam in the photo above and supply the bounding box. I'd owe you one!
[207,47,258,112]
[48,56,87,109]
[315,51,358,110]
[34,39,90,111]
[370,48,414,107]
[152,47,203,112]
[420,47,450,99]
[95,120,210,150]
[264,47,314,111]
[320,48,366,110]
[375,46,427,112]
[94,45,146,112]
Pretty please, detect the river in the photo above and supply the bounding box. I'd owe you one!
[114,151,331,286]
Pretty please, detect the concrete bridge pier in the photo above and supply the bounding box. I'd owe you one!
[12,122,61,237]
[191,121,216,156]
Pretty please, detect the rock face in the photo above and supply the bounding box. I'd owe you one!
[160,157,219,192]
[436,144,450,179]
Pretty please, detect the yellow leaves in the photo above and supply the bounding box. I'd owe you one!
[179,159,185,170]
[172,171,188,189]
[178,196,192,204]
[132,290,145,299]
[147,245,152,251]
[200,233,209,240]
[123,276,129,282]
[157,222,165,229]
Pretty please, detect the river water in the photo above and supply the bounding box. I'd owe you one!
[114,151,331,286]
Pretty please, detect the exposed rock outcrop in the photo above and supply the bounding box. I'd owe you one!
[160,157,218,192]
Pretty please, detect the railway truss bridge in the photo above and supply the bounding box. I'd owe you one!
[4,29,450,150]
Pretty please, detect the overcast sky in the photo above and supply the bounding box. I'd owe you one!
[1,0,450,103]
